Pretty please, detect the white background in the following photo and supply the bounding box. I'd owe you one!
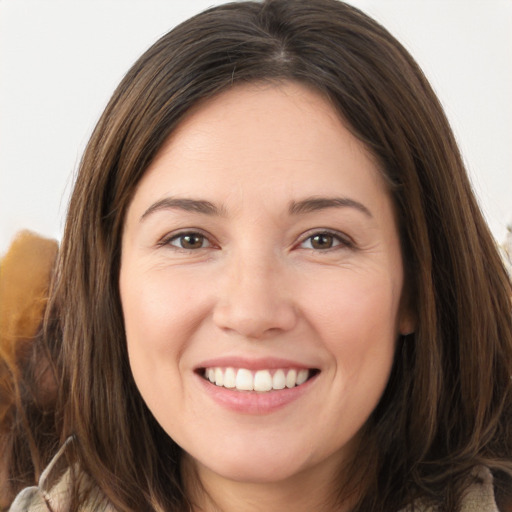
[1,0,511,255]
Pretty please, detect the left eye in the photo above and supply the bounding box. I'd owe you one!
[300,232,347,250]
[168,233,210,250]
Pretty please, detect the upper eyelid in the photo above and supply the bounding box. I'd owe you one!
[159,229,216,247]
[297,228,355,246]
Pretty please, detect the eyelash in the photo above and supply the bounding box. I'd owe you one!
[159,231,213,251]
[159,229,355,252]
[297,230,355,251]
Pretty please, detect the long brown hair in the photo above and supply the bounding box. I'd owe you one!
[31,0,512,510]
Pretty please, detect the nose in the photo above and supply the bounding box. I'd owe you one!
[212,253,298,339]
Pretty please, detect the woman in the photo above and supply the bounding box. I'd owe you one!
[4,0,512,510]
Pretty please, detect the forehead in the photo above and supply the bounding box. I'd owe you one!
[127,81,393,223]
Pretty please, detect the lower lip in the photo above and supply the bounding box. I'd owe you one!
[196,372,318,415]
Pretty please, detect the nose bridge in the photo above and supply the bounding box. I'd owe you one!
[213,245,297,338]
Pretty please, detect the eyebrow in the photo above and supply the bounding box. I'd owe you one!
[140,197,224,221]
[289,196,373,218]
[140,195,372,221]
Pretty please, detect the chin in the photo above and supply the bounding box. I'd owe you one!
[208,457,308,484]
[184,437,313,484]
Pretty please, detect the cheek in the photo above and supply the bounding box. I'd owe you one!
[119,267,212,432]
[301,271,400,378]
[305,270,401,334]
[119,266,213,418]
[120,266,211,355]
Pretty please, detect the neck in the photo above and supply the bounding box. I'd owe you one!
[182,453,358,512]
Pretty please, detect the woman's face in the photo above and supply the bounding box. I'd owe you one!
[120,82,413,486]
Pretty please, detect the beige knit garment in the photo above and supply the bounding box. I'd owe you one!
[10,441,501,512]
[398,466,499,512]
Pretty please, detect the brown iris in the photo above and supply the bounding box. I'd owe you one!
[310,233,335,249]
[179,233,205,249]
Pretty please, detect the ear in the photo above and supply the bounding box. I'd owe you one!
[398,309,416,336]
[397,283,416,336]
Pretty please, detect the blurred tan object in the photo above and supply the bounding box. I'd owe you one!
[0,231,58,511]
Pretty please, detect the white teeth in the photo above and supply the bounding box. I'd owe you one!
[272,369,286,390]
[286,369,297,389]
[235,368,254,391]
[214,367,224,386]
[254,370,273,392]
[203,367,313,392]
[297,369,308,385]
[224,367,236,388]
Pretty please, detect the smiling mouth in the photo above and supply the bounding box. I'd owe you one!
[200,367,319,392]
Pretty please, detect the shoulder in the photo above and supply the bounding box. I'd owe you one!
[9,438,115,512]
[399,466,505,512]
[460,466,501,512]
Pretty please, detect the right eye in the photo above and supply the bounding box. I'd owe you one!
[298,230,354,251]
[167,232,211,250]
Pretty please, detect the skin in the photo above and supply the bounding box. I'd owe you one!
[119,82,414,512]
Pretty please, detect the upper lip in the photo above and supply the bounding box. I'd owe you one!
[196,356,318,371]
